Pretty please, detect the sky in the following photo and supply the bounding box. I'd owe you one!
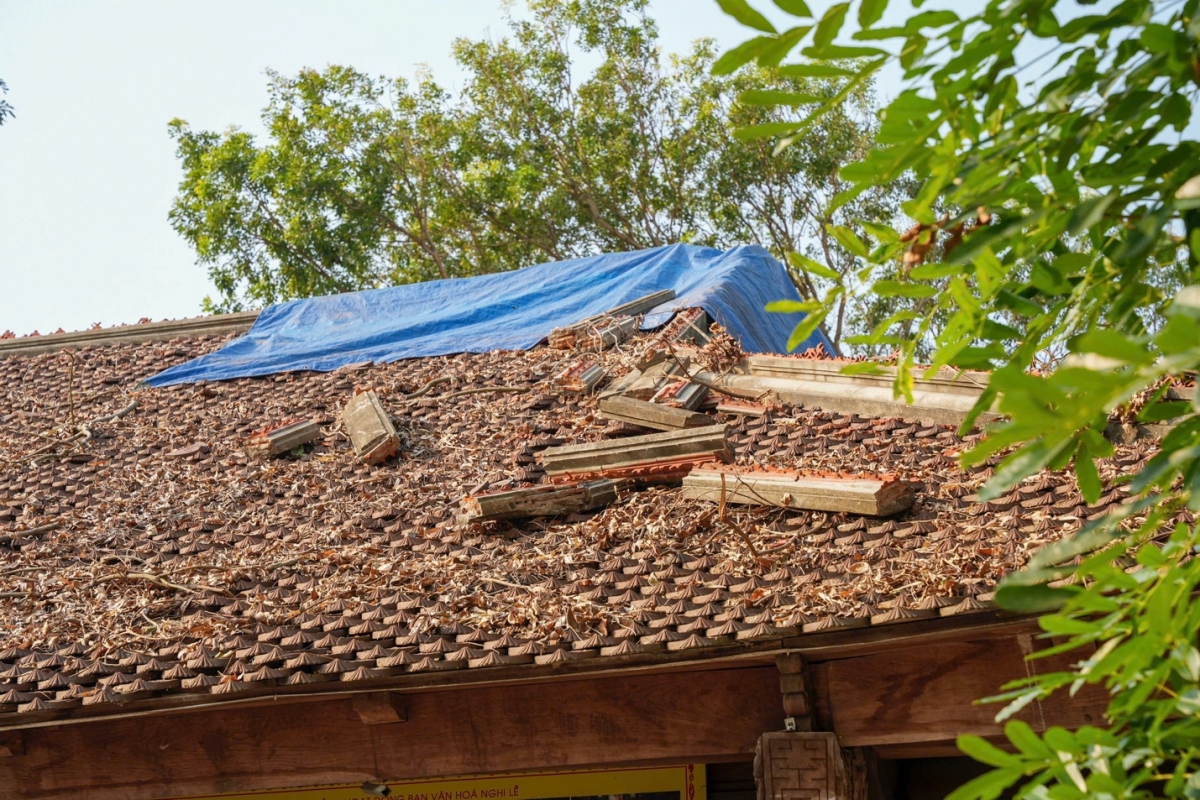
[0,0,891,336]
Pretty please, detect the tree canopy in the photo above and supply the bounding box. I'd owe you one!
[0,80,13,126]
[717,0,1200,795]
[169,0,904,341]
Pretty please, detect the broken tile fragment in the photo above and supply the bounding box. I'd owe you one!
[244,419,322,459]
[342,390,400,464]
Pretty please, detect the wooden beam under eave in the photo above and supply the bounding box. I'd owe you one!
[0,666,783,800]
[811,634,1108,747]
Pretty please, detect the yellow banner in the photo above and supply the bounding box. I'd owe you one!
[173,763,706,800]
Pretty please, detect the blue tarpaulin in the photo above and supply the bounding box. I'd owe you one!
[145,244,832,387]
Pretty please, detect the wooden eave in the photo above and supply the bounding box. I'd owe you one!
[0,611,1033,733]
[0,612,1111,800]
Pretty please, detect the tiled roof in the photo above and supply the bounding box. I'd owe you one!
[0,330,1159,719]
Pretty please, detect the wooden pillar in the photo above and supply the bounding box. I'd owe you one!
[757,654,869,800]
[754,732,866,800]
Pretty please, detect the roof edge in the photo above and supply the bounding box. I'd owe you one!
[0,611,1030,733]
[0,312,260,359]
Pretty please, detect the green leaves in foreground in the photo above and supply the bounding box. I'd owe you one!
[971,517,1200,799]
[716,0,1200,797]
[719,0,1199,398]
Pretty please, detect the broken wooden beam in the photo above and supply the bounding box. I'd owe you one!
[634,348,671,371]
[244,419,322,458]
[540,426,730,484]
[461,479,620,523]
[342,390,401,464]
[680,467,913,516]
[598,394,716,431]
[554,360,606,394]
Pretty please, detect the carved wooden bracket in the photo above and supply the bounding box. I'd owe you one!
[776,652,814,731]
[754,732,865,800]
[352,691,408,725]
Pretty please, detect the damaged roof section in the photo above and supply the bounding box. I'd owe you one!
[141,244,834,386]
[0,315,1163,723]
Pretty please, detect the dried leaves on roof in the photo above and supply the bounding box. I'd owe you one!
[0,330,1166,717]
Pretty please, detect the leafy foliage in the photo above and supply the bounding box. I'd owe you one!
[0,79,13,126]
[169,0,904,322]
[717,0,1200,795]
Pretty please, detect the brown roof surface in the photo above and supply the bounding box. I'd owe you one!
[0,330,1158,719]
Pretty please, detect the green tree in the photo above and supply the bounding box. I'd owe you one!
[0,80,13,126]
[169,0,903,341]
[717,0,1200,796]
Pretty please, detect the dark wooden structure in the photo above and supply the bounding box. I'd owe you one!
[0,614,1107,800]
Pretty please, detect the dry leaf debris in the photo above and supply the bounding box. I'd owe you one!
[0,331,1163,716]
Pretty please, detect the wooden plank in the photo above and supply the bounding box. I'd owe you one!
[461,479,620,522]
[342,391,400,464]
[540,425,730,476]
[0,667,781,800]
[782,613,1037,663]
[818,635,1109,747]
[681,469,913,516]
[598,395,717,431]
